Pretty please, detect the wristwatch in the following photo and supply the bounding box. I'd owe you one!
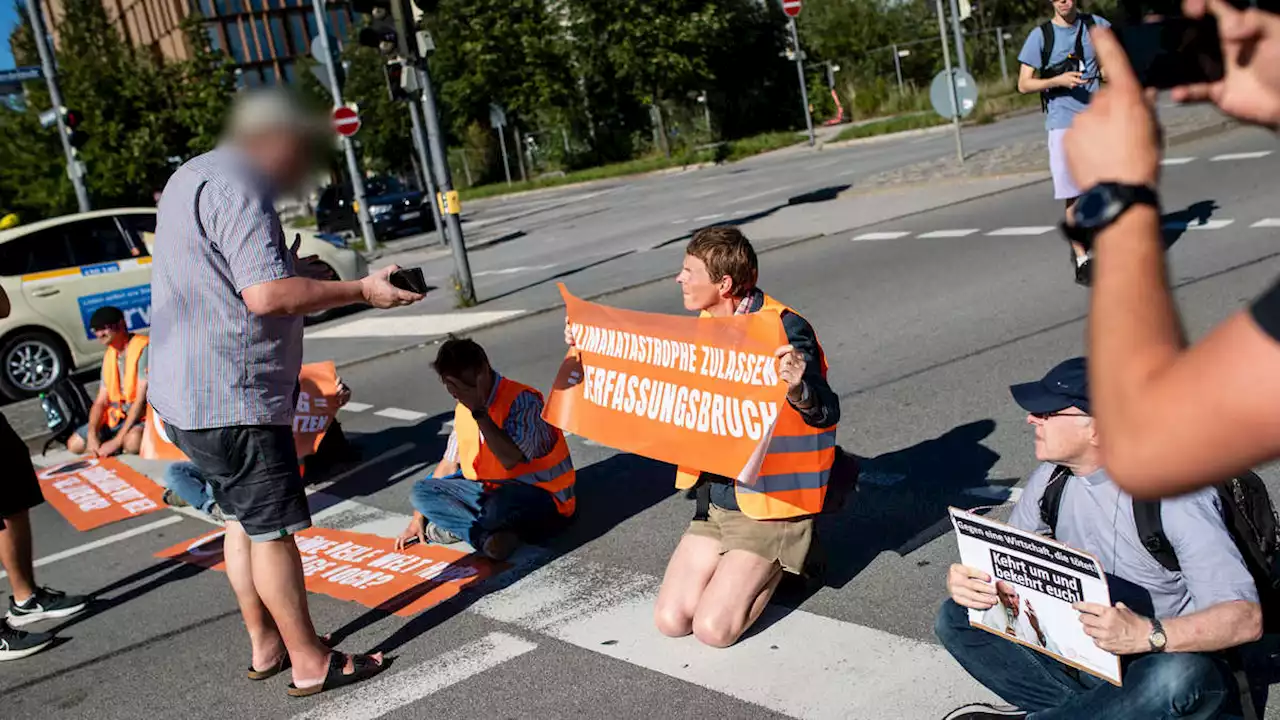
[1148,616,1167,653]
[1060,182,1160,251]
[470,405,490,421]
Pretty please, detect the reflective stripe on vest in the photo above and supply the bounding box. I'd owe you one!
[453,376,577,517]
[674,294,836,520]
[103,335,149,428]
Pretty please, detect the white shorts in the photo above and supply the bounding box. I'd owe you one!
[1047,128,1082,201]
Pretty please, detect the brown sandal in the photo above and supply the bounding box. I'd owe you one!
[247,634,337,681]
[286,651,385,697]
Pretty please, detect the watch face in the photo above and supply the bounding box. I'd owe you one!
[1075,186,1120,229]
[1152,630,1167,648]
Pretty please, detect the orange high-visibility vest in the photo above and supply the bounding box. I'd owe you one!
[453,376,577,517]
[674,295,837,520]
[102,334,149,428]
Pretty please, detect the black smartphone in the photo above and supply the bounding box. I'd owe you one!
[1117,16,1225,88]
[389,267,428,294]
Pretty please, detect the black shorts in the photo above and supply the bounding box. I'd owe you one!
[169,424,311,542]
[1,414,44,526]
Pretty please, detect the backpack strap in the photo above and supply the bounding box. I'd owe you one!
[1038,21,1055,70]
[1073,15,1093,63]
[1038,465,1073,537]
[1133,499,1182,572]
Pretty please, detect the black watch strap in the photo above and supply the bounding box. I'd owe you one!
[1061,183,1160,249]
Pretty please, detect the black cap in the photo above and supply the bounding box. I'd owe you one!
[1010,357,1090,415]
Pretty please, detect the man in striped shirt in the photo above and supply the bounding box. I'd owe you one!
[149,90,421,696]
[395,338,570,560]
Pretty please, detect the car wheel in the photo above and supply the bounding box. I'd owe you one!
[305,262,341,325]
[0,330,69,400]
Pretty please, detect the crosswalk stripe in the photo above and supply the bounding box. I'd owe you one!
[287,632,538,720]
[918,228,979,238]
[852,231,910,241]
[1210,151,1272,162]
[0,515,185,580]
[306,312,527,340]
[986,226,1055,236]
[1162,219,1234,231]
[1252,219,1280,228]
[340,402,373,413]
[1160,157,1196,165]
[375,407,429,422]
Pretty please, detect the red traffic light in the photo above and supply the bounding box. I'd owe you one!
[63,108,82,128]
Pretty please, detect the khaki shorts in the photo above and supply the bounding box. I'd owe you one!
[686,504,814,575]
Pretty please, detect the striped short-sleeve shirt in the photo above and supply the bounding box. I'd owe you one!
[148,146,303,430]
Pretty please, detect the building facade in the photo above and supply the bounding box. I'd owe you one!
[40,0,355,86]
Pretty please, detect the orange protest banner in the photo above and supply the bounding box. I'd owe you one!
[141,361,341,463]
[156,527,501,617]
[544,284,788,479]
[37,456,167,531]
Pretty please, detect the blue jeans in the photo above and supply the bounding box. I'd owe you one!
[161,461,217,515]
[934,599,1233,719]
[409,472,561,547]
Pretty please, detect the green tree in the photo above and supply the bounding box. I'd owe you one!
[0,1,236,218]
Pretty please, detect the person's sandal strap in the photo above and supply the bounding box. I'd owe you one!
[286,652,384,697]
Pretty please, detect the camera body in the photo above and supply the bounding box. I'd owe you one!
[1040,54,1085,80]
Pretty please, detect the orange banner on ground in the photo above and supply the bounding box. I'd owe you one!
[37,457,167,531]
[544,284,788,479]
[156,527,501,617]
[141,361,341,463]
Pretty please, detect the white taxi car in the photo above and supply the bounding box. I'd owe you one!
[0,208,367,400]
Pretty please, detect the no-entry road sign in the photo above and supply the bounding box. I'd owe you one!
[781,0,801,17]
[332,106,361,137]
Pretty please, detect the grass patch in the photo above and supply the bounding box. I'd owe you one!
[457,131,804,202]
[289,215,317,229]
[834,113,949,142]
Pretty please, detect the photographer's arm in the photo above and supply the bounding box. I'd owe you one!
[1072,27,1280,498]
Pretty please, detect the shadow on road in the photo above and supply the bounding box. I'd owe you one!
[1160,200,1219,250]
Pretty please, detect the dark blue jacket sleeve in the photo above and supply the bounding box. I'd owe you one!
[781,310,840,429]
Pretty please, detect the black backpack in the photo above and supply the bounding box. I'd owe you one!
[40,378,93,454]
[1037,14,1097,112]
[1039,466,1280,632]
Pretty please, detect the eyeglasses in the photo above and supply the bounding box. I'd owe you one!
[1031,410,1089,420]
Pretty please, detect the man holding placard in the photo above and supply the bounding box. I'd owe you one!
[936,357,1261,720]
[562,227,839,648]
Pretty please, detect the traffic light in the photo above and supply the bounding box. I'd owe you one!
[352,0,398,54]
[62,108,88,148]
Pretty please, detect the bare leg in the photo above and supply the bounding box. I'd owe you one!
[654,534,722,638]
[690,550,784,648]
[247,533,334,685]
[0,510,36,603]
[222,521,285,671]
[1065,198,1086,259]
[65,433,86,454]
[121,426,144,455]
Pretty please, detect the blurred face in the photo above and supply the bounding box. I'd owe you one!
[1027,406,1095,464]
[996,581,1021,616]
[1052,0,1077,20]
[246,129,316,192]
[92,321,127,348]
[676,254,731,312]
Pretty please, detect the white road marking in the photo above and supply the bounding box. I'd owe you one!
[0,515,186,580]
[306,311,526,340]
[689,188,718,199]
[1252,218,1280,228]
[375,407,429,422]
[308,443,415,493]
[1162,219,1235,231]
[340,402,373,413]
[1160,157,1196,166]
[918,228,979,238]
[473,263,558,278]
[1210,150,1272,162]
[727,187,792,206]
[812,156,845,169]
[288,632,538,720]
[470,555,997,720]
[986,226,1055,236]
[852,231,910,241]
[670,219,688,225]
[694,213,725,222]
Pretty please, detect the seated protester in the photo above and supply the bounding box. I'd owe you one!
[592,227,840,649]
[936,357,1262,720]
[395,338,575,561]
[66,307,148,456]
[161,378,354,520]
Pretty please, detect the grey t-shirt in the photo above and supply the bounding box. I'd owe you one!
[1008,463,1258,619]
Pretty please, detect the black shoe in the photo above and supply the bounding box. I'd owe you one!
[161,489,189,508]
[943,703,1027,720]
[7,587,88,627]
[0,621,54,661]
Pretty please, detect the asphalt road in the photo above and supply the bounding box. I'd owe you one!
[4,125,1279,719]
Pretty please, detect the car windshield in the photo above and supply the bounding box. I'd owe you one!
[364,177,405,197]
